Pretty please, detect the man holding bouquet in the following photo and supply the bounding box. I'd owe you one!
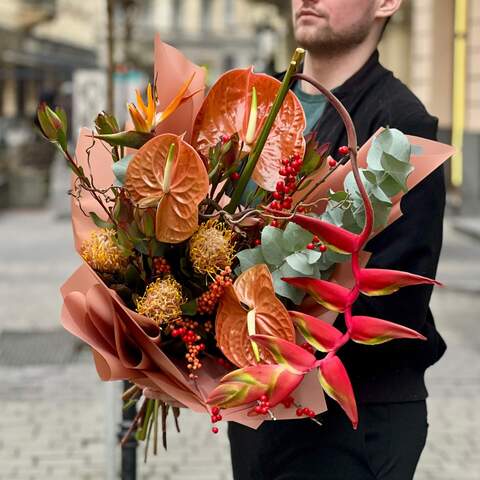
[228,0,446,478]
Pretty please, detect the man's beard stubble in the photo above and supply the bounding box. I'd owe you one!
[294,16,373,55]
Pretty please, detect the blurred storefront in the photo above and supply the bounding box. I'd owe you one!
[0,0,100,207]
[380,0,480,215]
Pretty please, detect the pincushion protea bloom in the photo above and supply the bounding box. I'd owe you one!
[81,228,128,274]
[189,220,235,275]
[136,276,184,325]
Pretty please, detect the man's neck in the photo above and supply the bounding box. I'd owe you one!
[301,42,377,94]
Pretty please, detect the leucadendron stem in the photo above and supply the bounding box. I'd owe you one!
[225,48,305,213]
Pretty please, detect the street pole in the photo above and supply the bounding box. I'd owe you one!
[106,0,116,114]
[119,380,137,480]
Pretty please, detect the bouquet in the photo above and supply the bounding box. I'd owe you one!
[37,35,453,457]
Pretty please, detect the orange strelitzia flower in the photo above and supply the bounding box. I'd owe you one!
[128,74,197,133]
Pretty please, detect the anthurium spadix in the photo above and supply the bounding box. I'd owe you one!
[291,214,362,254]
[358,268,442,296]
[249,334,316,373]
[207,364,304,409]
[348,315,426,345]
[282,277,351,312]
[318,356,358,429]
[289,311,343,352]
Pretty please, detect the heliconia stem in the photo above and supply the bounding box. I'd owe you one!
[292,73,374,247]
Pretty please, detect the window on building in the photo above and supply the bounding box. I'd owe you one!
[201,0,213,33]
[172,0,183,31]
[224,0,235,29]
[224,54,235,71]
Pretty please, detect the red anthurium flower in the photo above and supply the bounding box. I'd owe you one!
[348,315,426,345]
[191,67,306,191]
[282,277,351,312]
[291,214,362,254]
[358,268,442,296]
[207,364,303,409]
[318,356,358,429]
[249,334,316,374]
[289,311,343,352]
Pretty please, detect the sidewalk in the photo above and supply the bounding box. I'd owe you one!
[0,209,479,479]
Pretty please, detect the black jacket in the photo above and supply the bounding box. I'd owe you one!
[279,50,447,403]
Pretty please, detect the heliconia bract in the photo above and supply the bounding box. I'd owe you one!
[348,315,426,345]
[289,311,343,352]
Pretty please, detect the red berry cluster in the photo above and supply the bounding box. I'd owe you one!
[153,257,171,275]
[171,319,205,379]
[338,145,349,156]
[253,395,271,415]
[197,267,233,315]
[306,235,328,252]
[269,153,303,212]
[296,406,316,418]
[211,406,222,434]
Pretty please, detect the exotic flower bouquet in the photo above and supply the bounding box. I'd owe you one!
[38,36,453,455]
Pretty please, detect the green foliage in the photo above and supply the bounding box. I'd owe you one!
[322,128,412,233]
[235,224,328,305]
[112,154,133,186]
[301,134,330,177]
[181,299,198,316]
[89,211,114,229]
[94,131,154,149]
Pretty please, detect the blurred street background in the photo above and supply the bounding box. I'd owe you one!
[1,0,479,479]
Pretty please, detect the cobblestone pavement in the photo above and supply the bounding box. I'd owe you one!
[0,209,479,480]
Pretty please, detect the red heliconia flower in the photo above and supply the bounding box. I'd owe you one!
[318,356,358,429]
[289,311,343,352]
[348,315,427,345]
[282,277,351,312]
[249,334,316,374]
[207,364,304,409]
[358,268,442,296]
[291,214,362,254]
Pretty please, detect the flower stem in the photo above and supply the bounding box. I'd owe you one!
[291,72,374,245]
[225,48,305,213]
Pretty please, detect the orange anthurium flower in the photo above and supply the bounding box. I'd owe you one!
[128,75,197,133]
[215,264,295,368]
[191,67,306,191]
[124,133,209,243]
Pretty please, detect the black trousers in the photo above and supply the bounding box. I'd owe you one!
[228,398,428,480]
